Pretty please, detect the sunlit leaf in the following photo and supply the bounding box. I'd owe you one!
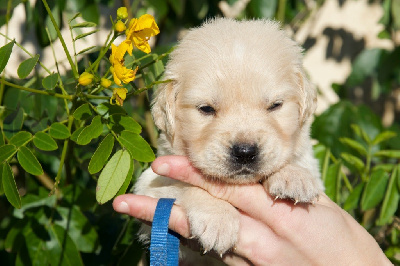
[116,159,134,197]
[96,103,126,119]
[377,166,400,225]
[76,46,97,56]
[339,138,367,157]
[374,150,400,158]
[71,22,97,28]
[17,146,44,176]
[49,122,71,139]
[9,131,32,148]
[33,132,58,151]
[343,183,364,211]
[96,150,131,204]
[341,153,365,173]
[17,55,39,78]
[324,162,341,202]
[0,40,15,74]
[42,73,59,90]
[118,130,155,162]
[361,169,389,211]
[74,29,99,41]
[88,134,114,174]
[372,131,397,145]
[2,163,21,208]
[68,12,82,23]
[0,144,17,163]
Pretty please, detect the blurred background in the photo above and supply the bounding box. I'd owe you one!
[0,0,400,265]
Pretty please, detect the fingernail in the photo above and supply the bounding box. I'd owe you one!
[115,201,130,214]
[156,163,170,176]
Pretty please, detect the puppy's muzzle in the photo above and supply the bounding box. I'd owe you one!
[230,143,259,166]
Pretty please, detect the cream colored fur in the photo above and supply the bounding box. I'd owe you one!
[134,18,324,260]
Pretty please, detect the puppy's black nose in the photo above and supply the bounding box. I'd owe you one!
[231,143,258,164]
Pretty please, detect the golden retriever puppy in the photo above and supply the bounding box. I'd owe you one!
[134,18,324,259]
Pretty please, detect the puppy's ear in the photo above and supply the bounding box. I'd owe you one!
[151,81,177,138]
[297,70,317,123]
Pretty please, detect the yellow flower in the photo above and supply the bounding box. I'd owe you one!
[110,87,128,106]
[115,20,126,32]
[110,65,138,86]
[109,40,136,85]
[101,78,112,88]
[109,40,132,64]
[117,7,128,20]
[125,14,160,54]
[78,72,94,86]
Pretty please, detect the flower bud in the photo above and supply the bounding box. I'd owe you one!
[78,72,94,86]
[115,20,126,32]
[101,78,112,88]
[117,7,128,20]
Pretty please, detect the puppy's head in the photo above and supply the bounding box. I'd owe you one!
[152,18,316,183]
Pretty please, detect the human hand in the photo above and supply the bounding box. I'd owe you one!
[113,156,392,265]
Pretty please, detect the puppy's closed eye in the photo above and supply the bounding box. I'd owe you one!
[267,100,283,111]
[198,105,216,115]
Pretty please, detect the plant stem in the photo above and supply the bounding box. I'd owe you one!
[88,32,117,73]
[277,0,287,23]
[49,115,74,195]
[41,0,79,79]
[1,79,74,100]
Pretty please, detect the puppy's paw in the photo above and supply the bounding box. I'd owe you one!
[182,191,239,255]
[266,165,323,203]
[188,202,239,255]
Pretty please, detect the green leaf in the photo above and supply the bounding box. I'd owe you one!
[33,132,58,151]
[2,163,21,208]
[339,138,367,157]
[374,150,400,158]
[49,122,71,139]
[341,153,365,173]
[343,183,364,211]
[109,114,142,134]
[88,134,114,174]
[96,150,131,204]
[118,130,155,162]
[324,162,341,202]
[70,127,84,143]
[48,224,84,266]
[17,55,39,78]
[42,73,59,90]
[372,131,397,145]
[392,0,400,29]
[377,166,400,225]
[74,29,99,41]
[55,206,99,253]
[76,45,97,56]
[0,144,17,163]
[76,116,103,145]
[361,169,389,211]
[347,48,383,87]
[9,131,32,148]
[116,159,134,196]
[3,106,24,139]
[168,0,185,17]
[0,163,4,194]
[96,103,126,119]
[68,12,82,23]
[17,146,43,176]
[71,21,97,28]
[248,0,278,19]
[73,103,93,120]
[0,40,15,74]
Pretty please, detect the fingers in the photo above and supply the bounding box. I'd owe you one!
[151,156,272,213]
[113,194,191,238]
